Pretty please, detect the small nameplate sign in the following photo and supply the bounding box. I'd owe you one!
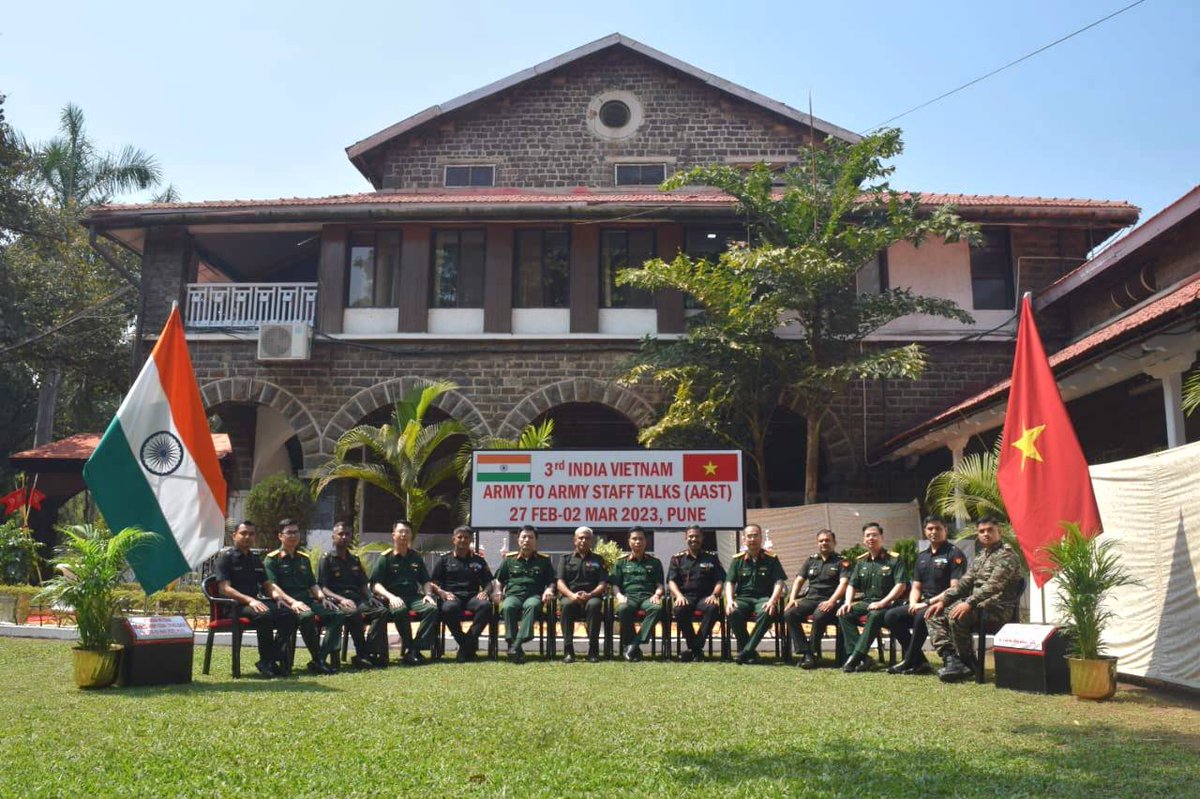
[125,615,193,641]
[994,623,1057,652]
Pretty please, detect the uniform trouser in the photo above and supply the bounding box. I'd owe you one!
[500,595,544,646]
[616,594,662,647]
[883,603,930,665]
[239,600,298,665]
[343,597,387,657]
[296,603,348,662]
[728,596,779,654]
[371,598,439,653]
[838,601,887,658]
[559,596,603,651]
[441,595,493,650]
[925,600,1010,661]
[672,597,720,652]
[782,597,837,655]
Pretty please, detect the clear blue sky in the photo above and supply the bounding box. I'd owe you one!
[2,1,1196,221]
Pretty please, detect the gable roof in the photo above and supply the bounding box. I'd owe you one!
[344,33,861,182]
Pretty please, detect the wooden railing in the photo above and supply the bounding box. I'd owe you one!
[185,282,318,329]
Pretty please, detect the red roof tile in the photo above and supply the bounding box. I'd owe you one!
[10,433,232,463]
[86,189,1138,215]
[881,272,1200,452]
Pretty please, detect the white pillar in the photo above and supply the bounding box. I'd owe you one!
[1145,354,1195,449]
[946,437,969,532]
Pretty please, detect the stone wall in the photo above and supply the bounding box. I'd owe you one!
[378,48,815,190]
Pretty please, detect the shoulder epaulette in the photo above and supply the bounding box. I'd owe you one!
[889,550,900,558]
[732,551,746,559]
[617,553,630,560]
[674,551,688,558]
[537,552,551,559]
[219,546,234,555]
[504,551,519,557]
[764,551,777,558]
[856,551,869,559]
[810,552,820,559]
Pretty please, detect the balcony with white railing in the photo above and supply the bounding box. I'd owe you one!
[185,283,318,329]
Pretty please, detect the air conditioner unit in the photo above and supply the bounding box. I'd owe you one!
[257,322,311,361]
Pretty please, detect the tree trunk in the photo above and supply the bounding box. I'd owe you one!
[753,432,771,509]
[804,413,822,505]
[33,367,62,446]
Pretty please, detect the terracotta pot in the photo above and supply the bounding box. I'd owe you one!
[1067,656,1117,701]
[72,645,123,689]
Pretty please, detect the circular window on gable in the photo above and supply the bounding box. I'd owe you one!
[599,100,631,129]
[587,91,643,141]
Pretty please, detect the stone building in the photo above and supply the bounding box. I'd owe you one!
[82,34,1145,535]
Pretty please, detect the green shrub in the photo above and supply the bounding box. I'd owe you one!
[245,473,315,548]
[0,517,40,584]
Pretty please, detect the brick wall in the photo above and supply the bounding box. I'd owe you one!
[378,48,814,190]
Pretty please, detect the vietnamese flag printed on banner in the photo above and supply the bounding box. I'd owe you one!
[682,453,740,482]
[996,295,1102,588]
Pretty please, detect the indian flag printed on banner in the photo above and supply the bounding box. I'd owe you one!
[83,306,228,595]
[476,453,532,482]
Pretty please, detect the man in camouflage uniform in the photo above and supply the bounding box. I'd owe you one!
[924,517,1024,682]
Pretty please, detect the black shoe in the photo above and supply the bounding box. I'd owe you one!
[586,648,601,663]
[855,656,877,673]
[735,650,759,665]
[907,661,934,675]
[938,654,973,682]
[562,648,576,664]
[679,649,696,663]
[350,655,374,670]
[887,659,913,675]
[255,660,276,678]
[306,660,334,676]
[842,653,863,673]
[402,651,421,666]
[456,648,470,663]
[512,647,526,664]
[623,645,642,662]
[691,648,705,662]
[799,654,818,670]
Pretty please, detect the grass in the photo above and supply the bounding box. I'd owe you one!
[0,638,1197,798]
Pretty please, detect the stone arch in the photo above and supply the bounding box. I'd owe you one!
[322,377,491,449]
[497,378,656,439]
[199,378,322,471]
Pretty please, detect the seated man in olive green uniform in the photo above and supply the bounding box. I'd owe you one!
[725,524,787,665]
[837,522,908,673]
[556,525,609,663]
[263,518,348,675]
[495,525,556,664]
[611,526,665,662]
[369,520,440,666]
[318,520,386,668]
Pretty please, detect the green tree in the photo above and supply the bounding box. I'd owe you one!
[311,381,470,535]
[1183,367,1199,417]
[618,128,976,506]
[14,103,165,447]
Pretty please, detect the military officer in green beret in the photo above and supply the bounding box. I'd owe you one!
[725,524,787,665]
[495,525,556,664]
[369,520,440,666]
[318,520,386,668]
[556,525,609,663]
[263,518,348,675]
[610,526,665,662]
[837,522,909,672]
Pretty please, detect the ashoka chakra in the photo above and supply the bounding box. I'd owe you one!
[141,431,184,476]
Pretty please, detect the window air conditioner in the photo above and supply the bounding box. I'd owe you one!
[257,323,311,361]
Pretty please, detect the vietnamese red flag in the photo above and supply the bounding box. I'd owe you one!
[996,295,1102,587]
[682,452,740,482]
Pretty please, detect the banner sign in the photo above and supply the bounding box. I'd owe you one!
[471,450,744,529]
[123,615,194,642]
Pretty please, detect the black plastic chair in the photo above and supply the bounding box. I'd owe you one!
[201,575,251,678]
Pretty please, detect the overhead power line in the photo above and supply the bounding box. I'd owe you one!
[869,0,1149,130]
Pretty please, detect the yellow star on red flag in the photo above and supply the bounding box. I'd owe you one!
[702,460,718,476]
[1011,423,1046,468]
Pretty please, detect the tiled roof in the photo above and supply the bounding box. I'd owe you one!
[10,433,233,463]
[881,271,1200,452]
[87,189,1138,215]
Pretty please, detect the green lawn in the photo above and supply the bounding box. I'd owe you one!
[0,638,1196,798]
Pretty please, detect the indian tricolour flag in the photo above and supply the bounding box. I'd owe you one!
[476,453,532,482]
[83,305,227,595]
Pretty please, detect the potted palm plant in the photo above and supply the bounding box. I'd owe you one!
[1041,523,1138,701]
[35,524,154,689]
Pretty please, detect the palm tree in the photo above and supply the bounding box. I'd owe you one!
[22,104,167,446]
[311,381,471,535]
[1183,366,1199,416]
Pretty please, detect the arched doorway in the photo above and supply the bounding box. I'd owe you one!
[531,402,640,449]
[744,407,826,507]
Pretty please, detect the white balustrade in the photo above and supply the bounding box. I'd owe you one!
[185,283,318,328]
